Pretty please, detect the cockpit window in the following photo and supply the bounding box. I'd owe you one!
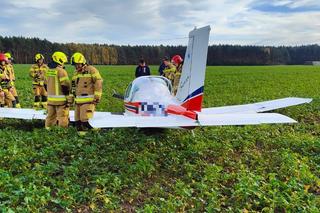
[125,83,132,99]
[124,76,172,101]
[132,84,140,94]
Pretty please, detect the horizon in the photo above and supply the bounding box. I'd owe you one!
[1,35,320,48]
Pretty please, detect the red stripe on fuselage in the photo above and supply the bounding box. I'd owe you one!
[125,101,140,114]
[126,107,138,114]
[166,105,198,120]
[125,101,140,107]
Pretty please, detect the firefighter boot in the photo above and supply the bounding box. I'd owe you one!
[12,100,16,108]
[33,96,41,109]
[41,96,48,109]
[15,96,21,108]
[78,121,93,136]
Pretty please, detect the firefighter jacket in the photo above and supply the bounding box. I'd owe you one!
[175,64,183,76]
[0,65,11,89]
[163,62,176,81]
[72,65,103,104]
[6,64,15,82]
[46,65,71,105]
[30,63,49,86]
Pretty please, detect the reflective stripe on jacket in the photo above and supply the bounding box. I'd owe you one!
[72,65,103,104]
[46,66,70,105]
[75,95,95,104]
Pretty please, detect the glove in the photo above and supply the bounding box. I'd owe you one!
[66,95,74,106]
[34,74,40,81]
[94,95,101,104]
[9,81,15,87]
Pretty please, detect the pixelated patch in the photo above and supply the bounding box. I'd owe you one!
[140,102,166,116]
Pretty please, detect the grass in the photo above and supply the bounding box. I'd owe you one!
[0,64,319,212]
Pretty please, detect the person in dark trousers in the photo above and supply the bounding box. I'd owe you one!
[135,59,150,78]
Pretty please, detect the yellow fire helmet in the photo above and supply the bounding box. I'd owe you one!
[52,51,68,65]
[35,53,44,62]
[71,52,86,65]
[5,52,12,60]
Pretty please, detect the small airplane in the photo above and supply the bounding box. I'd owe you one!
[0,25,312,128]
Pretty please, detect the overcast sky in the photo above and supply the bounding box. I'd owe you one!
[0,0,319,45]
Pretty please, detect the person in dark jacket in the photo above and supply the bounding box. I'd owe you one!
[158,56,169,76]
[135,59,150,78]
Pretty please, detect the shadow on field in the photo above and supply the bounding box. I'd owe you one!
[0,118,171,135]
[138,128,167,136]
[0,119,44,131]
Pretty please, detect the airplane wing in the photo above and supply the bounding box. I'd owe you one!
[0,109,195,128]
[88,112,296,128]
[89,112,197,128]
[196,113,296,126]
[0,108,77,121]
[0,105,299,128]
[0,108,47,120]
[201,97,312,114]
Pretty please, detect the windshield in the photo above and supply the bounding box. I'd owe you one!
[125,76,172,102]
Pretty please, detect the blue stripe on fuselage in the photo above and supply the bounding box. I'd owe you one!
[125,104,138,111]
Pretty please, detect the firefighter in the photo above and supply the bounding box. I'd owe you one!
[70,52,103,135]
[5,52,20,107]
[163,57,176,89]
[45,51,71,129]
[30,53,49,109]
[171,55,183,95]
[0,54,7,107]
[0,53,16,107]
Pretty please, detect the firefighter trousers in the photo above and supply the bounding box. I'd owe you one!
[33,85,48,108]
[11,86,18,97]
[75,103,95,122]
[4,89,15,107]
[0,91,4,106]
[173,74,181,95]
[45,104,69,128]
[33,85,47,96]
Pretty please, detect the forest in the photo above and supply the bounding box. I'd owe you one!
[0,36,319,65]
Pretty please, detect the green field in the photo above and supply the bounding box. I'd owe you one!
[0,65,319,212]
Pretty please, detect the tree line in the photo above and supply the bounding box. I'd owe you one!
[0,36,319,65]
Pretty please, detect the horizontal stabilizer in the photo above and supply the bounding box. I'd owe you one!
[202,97,312,114]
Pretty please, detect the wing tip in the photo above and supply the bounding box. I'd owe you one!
[272,113,297,124]
[305,98,313,103]
[288,97,313,103]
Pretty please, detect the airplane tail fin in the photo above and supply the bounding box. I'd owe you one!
[176,25,211,112]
